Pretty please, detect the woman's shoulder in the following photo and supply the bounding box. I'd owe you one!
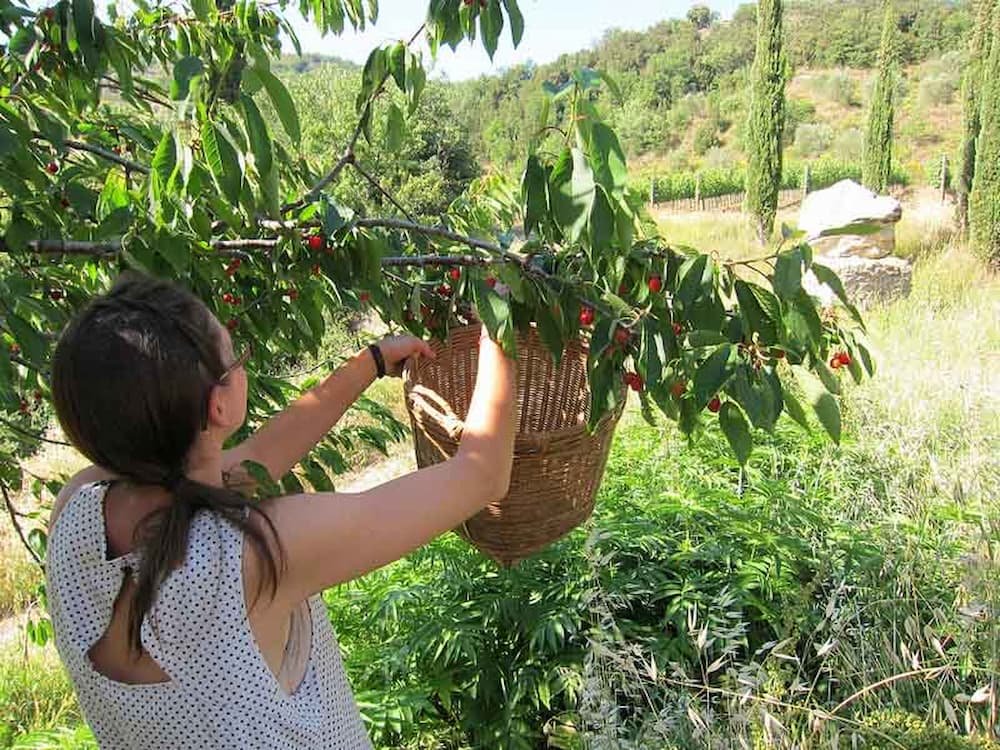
[49,465,117,530]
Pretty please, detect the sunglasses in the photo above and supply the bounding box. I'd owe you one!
[218,343,252,384]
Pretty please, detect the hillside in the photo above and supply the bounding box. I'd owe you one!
[440,0,972,180]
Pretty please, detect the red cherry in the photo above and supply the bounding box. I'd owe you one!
[627,373,643,392]
[288,289,299,301]
[19,399,29,414]
[226,318,238,332]
[45,161,58,174]
[448,267,461,282]
[9,343,20,356]
[708,397,722,414]
[359,292,370,303]
[310,264,322,276]
[648,276,663,293]
[306,234,325,252]
[49,289,63,301]
[41,8,55,20]
[222,292,235,304]
[579,307,595,327]
[672,322,684,337]
[771,349,786,360]
[614,327,631,346]
[33,390,42,402]
[438,284,452,297]
[829,357,842,370]
[618,283,628,295]
[486,276,497,289]
[838,351,852,366]
[671,380,687,399]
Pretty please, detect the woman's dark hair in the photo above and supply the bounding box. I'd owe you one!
[51,271,284,655]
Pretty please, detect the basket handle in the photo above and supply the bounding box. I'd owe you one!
[407,385,465,440]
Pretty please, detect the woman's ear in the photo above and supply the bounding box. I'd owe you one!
[205,383,239,433]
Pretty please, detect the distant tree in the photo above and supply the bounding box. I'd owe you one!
[687,4,716,30]
[862,2,898,193]
[957,0,996,233]
[745,0,786,243]
[970,2,1000,264]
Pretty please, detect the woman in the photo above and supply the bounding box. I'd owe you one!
[44,272,516,748]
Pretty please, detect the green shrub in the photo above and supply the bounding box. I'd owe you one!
[794,122,834,156]
[811,70,861,107]
[859,709,1000,750]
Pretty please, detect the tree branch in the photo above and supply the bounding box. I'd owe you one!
[281,22,426,214]
[0,237,122,255]
[63,138,150,174]
[0,482,43,568]
[381,254,498,268]
[0,417,72,447]
[351,160,416,223]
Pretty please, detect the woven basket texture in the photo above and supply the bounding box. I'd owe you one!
[403,323,625,567]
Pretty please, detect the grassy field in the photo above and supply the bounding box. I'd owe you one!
[1,202,997,748]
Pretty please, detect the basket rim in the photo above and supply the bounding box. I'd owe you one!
[402,323,625,445]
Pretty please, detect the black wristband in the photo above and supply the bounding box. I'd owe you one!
[367,343,387,378]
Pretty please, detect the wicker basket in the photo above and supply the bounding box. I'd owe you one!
[402,323,625,567]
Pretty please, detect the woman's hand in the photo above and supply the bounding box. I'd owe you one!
[377,335,436,377]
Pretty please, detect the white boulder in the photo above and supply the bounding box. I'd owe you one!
[799,179,902,259]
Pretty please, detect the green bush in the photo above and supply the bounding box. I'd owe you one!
[810,70,861,107]
[859,710,1000,750]
[794,122,835,156]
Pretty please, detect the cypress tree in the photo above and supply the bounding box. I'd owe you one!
[745,0,786,244]
[970,2,1000,265]
[957,0,996,233]
[862,3,897,194]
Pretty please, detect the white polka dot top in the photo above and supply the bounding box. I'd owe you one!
[44,481,374,749]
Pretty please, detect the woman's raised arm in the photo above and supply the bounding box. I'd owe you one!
[225,336,435,481]
[254,326,517,603]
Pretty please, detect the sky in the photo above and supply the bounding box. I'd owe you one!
[286,1,746,81]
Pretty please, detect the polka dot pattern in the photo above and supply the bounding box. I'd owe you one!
[45,481,373,749]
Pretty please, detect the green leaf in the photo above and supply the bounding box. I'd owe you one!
[480,0,504,59]
[534,297,564,367]
[503,0,524,46]
[258,68,300,144]
[587,358,617,431]
[549,148,595,243]
[151,131,178,190]
[588,122,628,198]
[7,313,46,366]
[693,344,738,410]
[811,262,864,327]
[522,155,548,235]
[156,232,190,274]
[386,103,405,152]
[595,68,623,103]
[588,185,615,255]
[734,280,780,343]
[240,94,272,177]
[200,121,243,205]
[171,56,203,100]
[795,368,841,443]
[719,402,752,465]
[781,381,812,431]
[814,360,842,395]
[675,254,710,310]
[404,49,426,114]
[386,41,406,90]
[729,367,780,432]
[473,279,512,352]
[640,321,665,387]
[773,248,803,300]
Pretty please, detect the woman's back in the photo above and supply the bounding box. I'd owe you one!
[45,480,372,749]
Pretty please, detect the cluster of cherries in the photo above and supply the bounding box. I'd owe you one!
[829,351,852,369]
[462,0,488,7]
[17,389,44,415]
